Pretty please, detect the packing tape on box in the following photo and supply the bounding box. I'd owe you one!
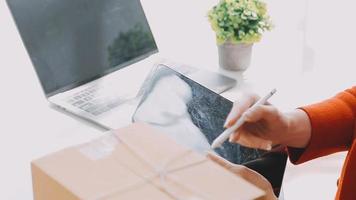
[79,131,211,200]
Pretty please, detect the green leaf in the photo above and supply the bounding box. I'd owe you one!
[208,0,273,44]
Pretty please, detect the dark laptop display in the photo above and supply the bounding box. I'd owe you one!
[7,0,157,96]
[133,64,287,196]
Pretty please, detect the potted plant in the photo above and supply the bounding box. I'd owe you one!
[208,0,273,71]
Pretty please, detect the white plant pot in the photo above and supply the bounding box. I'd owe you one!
[218,43,253,71]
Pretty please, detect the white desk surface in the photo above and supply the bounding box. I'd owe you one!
[1,0,355,199]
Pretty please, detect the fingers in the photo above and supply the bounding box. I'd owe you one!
[229,129,273,150]
[224,93,259,128]
[229,131,241,142]
[239,134,273,150]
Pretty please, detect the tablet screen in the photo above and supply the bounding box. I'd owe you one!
[133,64,263,164]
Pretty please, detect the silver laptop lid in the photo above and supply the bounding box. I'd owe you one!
[7,0,158,97]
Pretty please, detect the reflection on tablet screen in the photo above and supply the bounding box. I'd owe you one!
[133,64,264,164]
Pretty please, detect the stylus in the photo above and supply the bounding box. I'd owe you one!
[211,88,277,149]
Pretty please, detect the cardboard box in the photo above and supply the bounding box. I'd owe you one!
[32,123,264,200]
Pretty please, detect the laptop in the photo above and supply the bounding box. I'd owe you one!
[6,0,236,130]
[133,64,287,197]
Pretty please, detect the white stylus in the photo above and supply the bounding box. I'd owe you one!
[211,88,277,149]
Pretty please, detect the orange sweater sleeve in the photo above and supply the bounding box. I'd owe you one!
[288,87,356,164]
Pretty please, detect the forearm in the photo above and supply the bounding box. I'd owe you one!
[287,87,356,164]
[283,109,311,148]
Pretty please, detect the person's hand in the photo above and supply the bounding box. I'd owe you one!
[207,153,277,200]
[224,92,311,149]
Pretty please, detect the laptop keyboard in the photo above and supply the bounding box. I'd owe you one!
[67,85,126,116]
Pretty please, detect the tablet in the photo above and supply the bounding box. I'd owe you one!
[133,64,260,162]
[132,64,286,195]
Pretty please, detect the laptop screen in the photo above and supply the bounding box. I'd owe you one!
[7,0,157,96]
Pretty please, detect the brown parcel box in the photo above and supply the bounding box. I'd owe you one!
[31,123,264,200]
